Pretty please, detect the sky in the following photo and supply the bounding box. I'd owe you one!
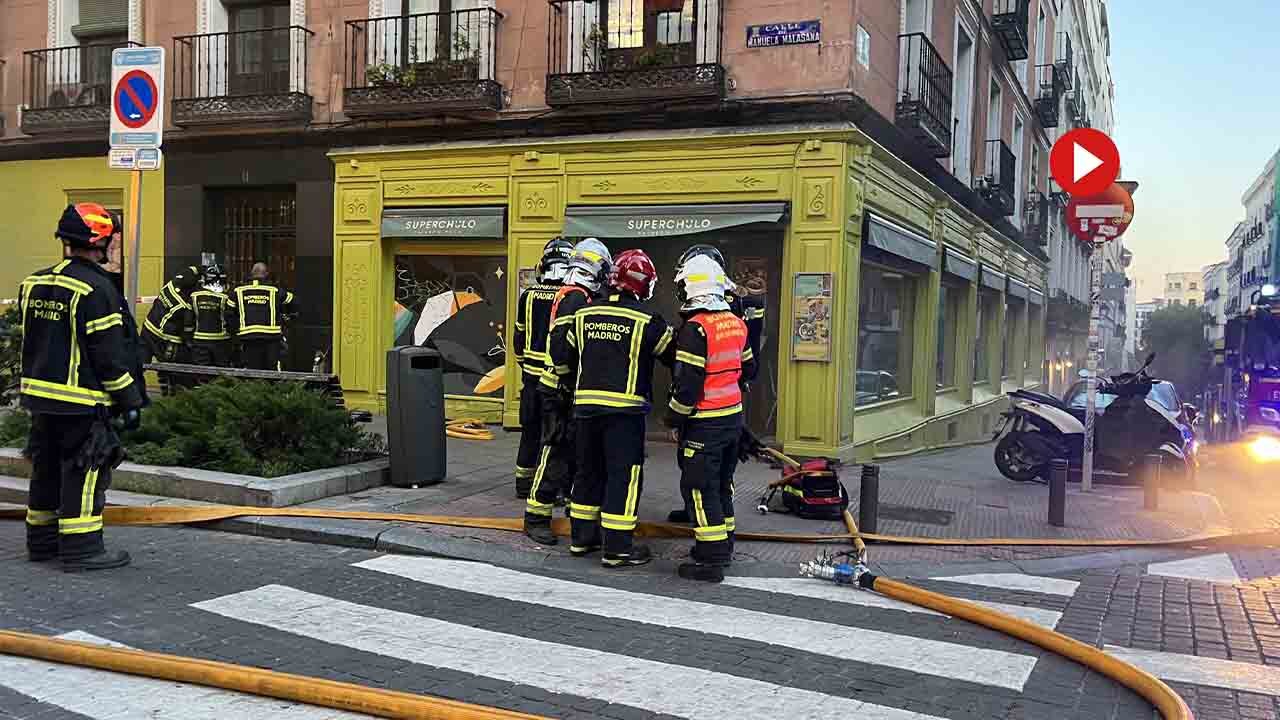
[1107,1,1280,301]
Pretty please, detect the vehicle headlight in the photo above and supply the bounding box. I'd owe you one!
[1261,407,1280,423]
[1248,435,1280,463]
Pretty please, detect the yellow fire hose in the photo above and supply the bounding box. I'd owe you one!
[0,629,543,720]
[445,418,494,441]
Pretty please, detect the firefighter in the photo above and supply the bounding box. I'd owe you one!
[141,264,202,364]
[188,265,237,367]
[525,238,612,546]
[665,255,754,583]
[233,263,297,370]
[555,249,674,567]
[666,244,763,524]
[20,203,144,571]
[512,237,573,499]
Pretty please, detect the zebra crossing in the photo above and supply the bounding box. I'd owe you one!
[0,557,1092,720]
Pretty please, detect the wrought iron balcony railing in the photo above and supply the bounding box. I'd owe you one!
[1049,178,1069,209]
[1034,63,1062,128]
[344,8,502,118]
[21,40,140,134]
[1025,190,1049,246]
[977,139,1016,216]
[545,0,725,107]
[173,26,313,126]
[1055,32,1073,89]
[896,33,953,158]
[992,0,1030,62]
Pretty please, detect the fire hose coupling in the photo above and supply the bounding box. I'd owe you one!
[799,556,875,589]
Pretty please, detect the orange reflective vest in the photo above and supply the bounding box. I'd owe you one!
[689,311,747,415]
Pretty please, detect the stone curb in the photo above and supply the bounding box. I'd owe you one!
[0,448,388,508]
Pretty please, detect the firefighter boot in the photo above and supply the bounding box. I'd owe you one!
[26,524,57,562]
[62,549,131,573]
[678,562,725,583]
[602,544,652,569]
[524,517,558,546]
[515,477,534,500]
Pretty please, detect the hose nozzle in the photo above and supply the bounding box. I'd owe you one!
[799,557,869,586]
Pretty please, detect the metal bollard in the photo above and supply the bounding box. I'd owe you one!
[1144,454,1161,510]
[1048,458,1068,527]
[859,464,880,535]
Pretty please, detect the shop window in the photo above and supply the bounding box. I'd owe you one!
[857,264,917,406]
[936,281,965,389]
[974,288,997,383]
[1003,297,1026,379]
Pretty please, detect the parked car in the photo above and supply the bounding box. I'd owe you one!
[856,370,900,405]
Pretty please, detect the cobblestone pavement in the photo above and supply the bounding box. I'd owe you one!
[5,522,1280,719]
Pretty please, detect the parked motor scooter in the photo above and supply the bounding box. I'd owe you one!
[992,354,1193,484]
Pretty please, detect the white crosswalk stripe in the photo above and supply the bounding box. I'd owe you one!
[721,575,1065,629]
[930,573,1081,597]
[351,555,1038,690]
[0,631,368,719]
[195,584,948,720]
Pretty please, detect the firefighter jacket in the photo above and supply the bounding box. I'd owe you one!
[513,282,561,381]
[190,289,237,342]
[232,280,296,340]
[18,257,144,415]
[666,310,754,427]
[729,292,765,385]
[539,285,592,394]
[143,265,201,344]
[553,293,674,418]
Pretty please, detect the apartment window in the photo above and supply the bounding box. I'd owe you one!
[987,79,1003,149]
[904,0,931,35]
[1030,144,1041,192]
[857,265,917,406]
[952,22,976,185]
[974,288,998,383]
[229,3,292,96]
[1034,7,1047,67]
[936,281,965,389]
[1190,282,1198,290]
[1012,115,1025,222]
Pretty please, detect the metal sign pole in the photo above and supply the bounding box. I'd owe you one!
[1082,240,1104,492]
[127,169,143,321]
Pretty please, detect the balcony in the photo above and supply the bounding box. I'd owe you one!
[344,8,502,119]
[1024,190,1049,246]
[977,139,1016,216]
[992,0,1030,62]
[172,26,313,127]
[545,0,725,108]
[896,33,953,158]
[1034,64,1062,128]
[20,40,139,134]
[1055,33,1073,90]
[1049,178,1069,209]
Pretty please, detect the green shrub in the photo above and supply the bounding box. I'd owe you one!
[0,305,21,404]
[0,409,30,448]
[122,379,384,477]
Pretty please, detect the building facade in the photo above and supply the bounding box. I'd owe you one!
[1133,298,1164,352]
[1238,153,1277,311]
[1202,261,1228,346]
[0,0,1083,461]
[1162,271,1202,308]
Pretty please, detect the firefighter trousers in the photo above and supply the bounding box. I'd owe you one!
[514,376,544,496]
[240,338,282,370]
[190,341,231,367]
[678,415,742,566]
[525,401,575,528]
[570,413,646,554]
[25,414,118,560]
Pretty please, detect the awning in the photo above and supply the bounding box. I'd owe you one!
[563,203,787,238]
[943,249,977,282]
[382,206,506,238]
[1007,278,1029,300]
[1029,288,1045,306]
[865,213,938,269]
[979,266,1006,291]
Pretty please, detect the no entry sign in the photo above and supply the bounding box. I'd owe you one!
[110,47,164,148]
[1066,182,1134,244]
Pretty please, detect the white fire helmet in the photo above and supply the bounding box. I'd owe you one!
[564,238,612,293]
[676,255,731,312]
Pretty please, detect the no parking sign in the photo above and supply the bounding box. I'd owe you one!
[110,47,164,149]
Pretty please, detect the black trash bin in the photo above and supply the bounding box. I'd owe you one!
[386,346,446,487]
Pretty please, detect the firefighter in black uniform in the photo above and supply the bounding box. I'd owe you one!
[512,237,573,499]
[525,238,612,545]
[665,254,754,583]
[666,245,764,524]
[20,203,143,571]
[233,263,297,370]
[188,265,237,367]
[142,264,202,364]
[554,249,674,567]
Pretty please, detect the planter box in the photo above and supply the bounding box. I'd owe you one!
[0,448,388,508]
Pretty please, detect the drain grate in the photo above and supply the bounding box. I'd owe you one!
[877,504,955,526]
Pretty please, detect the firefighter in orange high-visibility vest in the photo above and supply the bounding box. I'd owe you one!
[665,255,755,583]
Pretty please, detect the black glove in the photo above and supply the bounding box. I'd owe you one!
[120,408,142,432]
[738,427,764,464]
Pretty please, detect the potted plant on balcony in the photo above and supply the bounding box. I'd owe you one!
[410,34,481,84]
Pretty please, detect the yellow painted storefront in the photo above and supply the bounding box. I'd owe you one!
[0,157,166,305]
[330,124,1046,461]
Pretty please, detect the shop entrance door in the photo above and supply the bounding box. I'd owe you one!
[392,242,509,418]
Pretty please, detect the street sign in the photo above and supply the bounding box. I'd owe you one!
[110,47,164,148]
[136,147,162,171]
[1066,183,1135,244]
[1050,129,1120,197]
[108,147,137,170]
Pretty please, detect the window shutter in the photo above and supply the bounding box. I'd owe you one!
[695,0,719,64]
[73,0,128,38]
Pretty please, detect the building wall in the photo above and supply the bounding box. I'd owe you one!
[1163,271,1202,307]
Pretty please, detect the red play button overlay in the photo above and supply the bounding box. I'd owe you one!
[1050,128,1121,197]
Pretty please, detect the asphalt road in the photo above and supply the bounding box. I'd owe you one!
[1,522,1278,719]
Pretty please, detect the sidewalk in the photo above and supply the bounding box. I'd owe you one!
[215,428,1232,574]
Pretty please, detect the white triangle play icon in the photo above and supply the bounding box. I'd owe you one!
[1074,143,1104,183]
